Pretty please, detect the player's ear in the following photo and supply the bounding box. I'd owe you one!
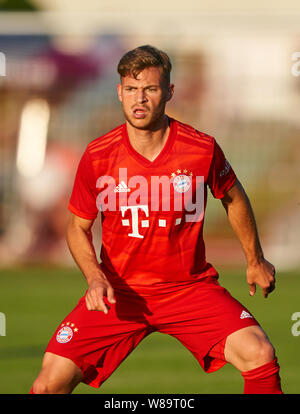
[165,83,174,102]
[117,83,123,103]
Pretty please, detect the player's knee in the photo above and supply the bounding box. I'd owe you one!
[258,340,275,363]
[32,377,71,394]
[32,372,72,394]
[32,378,51,394]
[244,337,275,365]
[33,352,83,393]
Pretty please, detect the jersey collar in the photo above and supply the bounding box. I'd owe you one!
[122,116,176,168]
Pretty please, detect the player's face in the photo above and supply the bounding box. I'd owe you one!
[117,66,174,130]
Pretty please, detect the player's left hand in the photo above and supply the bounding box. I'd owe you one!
[246,259,276,298]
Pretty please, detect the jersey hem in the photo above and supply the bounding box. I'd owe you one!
[213,175,237,199]
[68,203,98,220]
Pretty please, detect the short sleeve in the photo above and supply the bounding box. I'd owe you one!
[68,149,99,220]
[207,139,237,199]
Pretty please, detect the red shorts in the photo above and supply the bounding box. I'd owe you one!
[45,277,259,388]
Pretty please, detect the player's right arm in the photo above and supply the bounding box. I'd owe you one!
[66,212,116,313]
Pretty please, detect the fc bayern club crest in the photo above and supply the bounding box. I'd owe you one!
[56,326,73,343]
[172,174,192,193]
[56,322,79,344]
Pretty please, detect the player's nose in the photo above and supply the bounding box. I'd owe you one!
[137,89,147,103]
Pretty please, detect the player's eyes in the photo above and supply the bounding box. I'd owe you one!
[124,87,158,93]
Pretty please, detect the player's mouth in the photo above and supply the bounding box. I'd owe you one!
[133,107,148,119]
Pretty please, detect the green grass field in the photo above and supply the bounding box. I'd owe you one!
[0,266,299,394]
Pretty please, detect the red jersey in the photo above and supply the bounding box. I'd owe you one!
[68,117,236,294]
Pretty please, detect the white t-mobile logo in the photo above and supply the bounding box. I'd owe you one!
[120,205,149,239]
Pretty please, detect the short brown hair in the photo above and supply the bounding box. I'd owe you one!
[117,45,172,85]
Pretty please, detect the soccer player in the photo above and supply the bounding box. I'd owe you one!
[30,45,283,394]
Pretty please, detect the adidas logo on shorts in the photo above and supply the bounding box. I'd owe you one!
[240,310,253,319]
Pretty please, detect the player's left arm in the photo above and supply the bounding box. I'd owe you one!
[221,179,276,298]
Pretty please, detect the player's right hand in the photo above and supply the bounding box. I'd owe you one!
[85,277,116,314]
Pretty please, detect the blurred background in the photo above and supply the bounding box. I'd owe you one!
[0,0,299,394]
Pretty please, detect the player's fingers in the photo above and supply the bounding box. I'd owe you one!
[249,283,256,297]
[107,285,116,304]
[86,292,99,311]
[267,269,276,296]
[270,267,276,280]
[263,281,274,298]
[267,279,276,295]
[88,288,108,313]
[263,287,269,298]
[268,285,275,294]
[85,295,92,311]
[94,295,108,313]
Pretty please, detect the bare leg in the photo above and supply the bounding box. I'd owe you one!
[224,325,275,372]
[31,352,83,394]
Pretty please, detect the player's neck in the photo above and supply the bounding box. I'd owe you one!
[126,115,170,162]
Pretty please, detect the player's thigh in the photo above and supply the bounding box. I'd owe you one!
[44,292,153,388]
[224,325,275,372]
[152,279,260,372]
[33,351,83,394]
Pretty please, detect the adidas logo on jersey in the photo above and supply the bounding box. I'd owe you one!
[240,310,253,319]
[114,181,131,193]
